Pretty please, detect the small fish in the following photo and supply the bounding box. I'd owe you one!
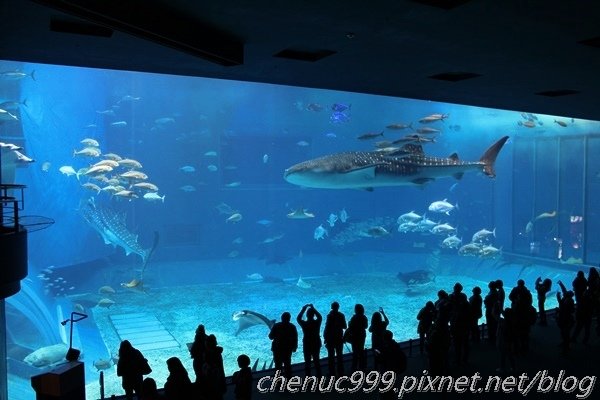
[225,181,241,188]
[114,190,139,200]
[525,221,534,234]
[85,124,98,129]
[98,286,116,294]
[232,237,244,244]
[81,138,100,147]
[363,226,390,237]
[534,211,557,220]
[358,131,383,140]
[143,192,165,202]
[207,164,218,172]
[118,158,143,169]
[522,120,536,128]
[0,109,19,122]
[441,235,462,249]
[428,199,458,215]
[204,151,218,157]
[330,111,350,124]
[331,103,351,112]
[263,154,269,164]
[418,113,449,123]
[180,185,196,192]
[96,109,115,116]
[306,103,324,112]
[554,120,568,127]
[261,234,284,244]
[449,183,459,192]
[325,132,337,139]
[397,211,422,223]
[339,208,349,223]
[96,298,115,308]
[416,127,441,134]
[73,147,101,157]
[327,213,338,227]
[179,165,196,173]
[314,224,328,240]
[120,171,148,180]
[0,99,28,110]
[41,161,51,172]
[227,213,243,223]
[104,153,122,161]
[155,117,175,125]
[247,273,263,280]
[133,182,159,192]
[119,95,141,103]
[0,142,22,150]
[386,123,413,130]
[296,140,310,147]
[0,69,36,81]
[13,150,35,164]
[256,219,273,226]
[472,228,496,243]
[458,243,483,257]
[111,121,127,127]
[431,223,456,235]
[228,250,240,258]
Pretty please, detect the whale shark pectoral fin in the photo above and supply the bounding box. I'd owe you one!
[342,165,377,179]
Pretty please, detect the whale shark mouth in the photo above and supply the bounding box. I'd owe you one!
[80,198,155,265]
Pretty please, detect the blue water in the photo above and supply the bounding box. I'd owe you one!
[2,60,599,399]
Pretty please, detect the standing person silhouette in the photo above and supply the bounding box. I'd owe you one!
[297,304,323,377]
[347,303,368,372]
[369,307,389,370]
[189,324,207,385]
[268,312,298,379]
[323,301,347,377]
[116,340,148,400]
[535,277,552,326]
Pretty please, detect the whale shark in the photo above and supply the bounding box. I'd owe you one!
[232,310,276,336]
[284,136,509,189]
[80,198,158,267]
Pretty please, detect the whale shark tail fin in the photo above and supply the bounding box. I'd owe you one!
[480,136,509,178]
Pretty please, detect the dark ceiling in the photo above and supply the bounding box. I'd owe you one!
[2,0,600,120]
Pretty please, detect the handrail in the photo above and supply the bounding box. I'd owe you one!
[0,184,26,234]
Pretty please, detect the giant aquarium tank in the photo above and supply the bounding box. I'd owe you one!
[1,59,599,399]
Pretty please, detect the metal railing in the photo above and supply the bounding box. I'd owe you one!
[0,184,26,234]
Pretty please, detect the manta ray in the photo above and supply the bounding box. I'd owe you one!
[232,310,276,336]
[80,198,158,269]
[283,136,508,189]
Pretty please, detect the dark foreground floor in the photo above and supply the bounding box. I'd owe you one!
[109,316,599,400]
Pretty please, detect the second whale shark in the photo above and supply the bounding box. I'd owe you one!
[284,136,508,189]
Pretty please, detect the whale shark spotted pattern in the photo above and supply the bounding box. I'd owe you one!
[284,136,509,189]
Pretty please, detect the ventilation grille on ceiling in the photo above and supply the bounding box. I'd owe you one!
[274,48,336,62]
[428,71,481,82]
[578,36,600,48]
[410,0,472,10]
[50,17,113,38]
[535,89,580,97]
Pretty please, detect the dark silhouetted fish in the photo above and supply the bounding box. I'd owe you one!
[284,136,508,189]
[397,269,435,286]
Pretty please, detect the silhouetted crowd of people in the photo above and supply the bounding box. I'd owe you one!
[114,266,599,399]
